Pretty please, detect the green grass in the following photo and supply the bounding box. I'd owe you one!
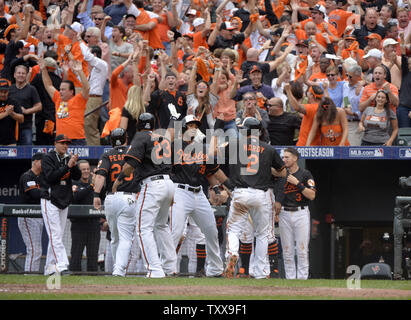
[0,275,410,300]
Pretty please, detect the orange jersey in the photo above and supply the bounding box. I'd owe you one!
[300,18,339,39]
[328,9,355,38]
[56,34,88,87]
[53,91,88,140]
[297,103,321,146]
[320,123,350,146]
[193,31,209,52]
[110,64,133,111]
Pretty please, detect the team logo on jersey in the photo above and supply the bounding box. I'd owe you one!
[307,179,315,187]
[145,123,151,129]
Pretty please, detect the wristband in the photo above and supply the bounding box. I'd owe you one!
[223,178,235,192]
[93,191,100,198]
[297,182,305,192]
[212,185,221,195]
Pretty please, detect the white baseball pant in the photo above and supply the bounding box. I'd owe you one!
[169,184,223,277]
[137,175,177,278]
[248,189,277,277]
[104,192,138,277]
[278,207,310,279]
[105,240,113,273]
[41,199,69,275]
[17,217,44,272]
[126,229,147,274]
[226,188,271,279]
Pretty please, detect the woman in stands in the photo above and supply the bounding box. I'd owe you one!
[358,89,398,146]
[306,97,350,146]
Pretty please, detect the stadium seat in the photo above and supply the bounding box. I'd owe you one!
[396,128,411,146]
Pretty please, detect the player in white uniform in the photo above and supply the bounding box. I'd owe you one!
[17,153,45,273]
[93,128,140,277]
[168,115,225,277]
[218,118,287,279]
[113,113,177,278]
[276,147,316,280]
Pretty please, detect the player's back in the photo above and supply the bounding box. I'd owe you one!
[97,146,140,194]
[125,130,172,181]
[229,138,284,191]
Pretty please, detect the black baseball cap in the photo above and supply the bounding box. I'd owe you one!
[0,78,10,91]
[55,134,71,143]
[250,65,262,73]
[32,152,44,161]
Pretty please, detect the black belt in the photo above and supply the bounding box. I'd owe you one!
[107,191,135,195]
[348,119,360,122]
[283,206,305,212]
[146,175,165,182]
[178,184,201,193]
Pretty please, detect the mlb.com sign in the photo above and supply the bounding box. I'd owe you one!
[349,148,384,158]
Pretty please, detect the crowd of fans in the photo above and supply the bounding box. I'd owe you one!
[0,0,410,147]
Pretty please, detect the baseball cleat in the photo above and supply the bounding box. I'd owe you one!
[223,255,238,279]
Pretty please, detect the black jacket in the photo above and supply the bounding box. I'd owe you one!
[41,150,81,209]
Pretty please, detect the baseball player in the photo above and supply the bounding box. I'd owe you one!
[93,128,141,277]
[276,147,316,280]
[168,115,224,277]
[41,134,81,276]
[216,117,287,279]
[113,113,177,278]
[17,152,45,273]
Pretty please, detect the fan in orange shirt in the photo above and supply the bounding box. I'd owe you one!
[55,23,89,89]
[327,0,358,38]
[192,9,211,52]
[340,35,365,61]
[306,97,349,146]
[284,83,324,146]
[300,5,339,40]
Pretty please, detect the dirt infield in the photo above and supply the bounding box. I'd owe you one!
[1,283,410,298]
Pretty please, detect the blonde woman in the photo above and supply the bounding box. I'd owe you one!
[119,83,146,143]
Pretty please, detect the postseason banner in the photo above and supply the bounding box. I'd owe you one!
[0,146,409,160]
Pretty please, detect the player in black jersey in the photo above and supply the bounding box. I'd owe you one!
[17,152,46,273]
[168,115,225,277]
[275,147,316,280]
[113,113,178,278]
[216,117,287,279]
[93,128,141,277]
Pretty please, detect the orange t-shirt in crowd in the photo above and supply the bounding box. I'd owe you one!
[328,9,356,38]
[110,64,133,111]
[56,34,88,88]
[156,12,173,43]
[148,18,165,49]
[135,9,151,43]
[295,28,329,49]
[309,72,327,83]
[320,123,350,146]
[29,65,40,82]
[52,90,88,139]
[193,31,209,52]
[297,103,321,146]
[213,74,237,122]
[360,81,399,112]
